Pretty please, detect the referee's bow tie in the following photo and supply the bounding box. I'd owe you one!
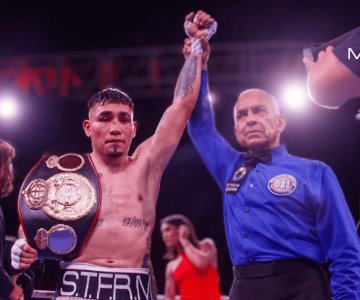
[243,149,272,167]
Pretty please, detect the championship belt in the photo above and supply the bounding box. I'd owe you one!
[18,153,101,260]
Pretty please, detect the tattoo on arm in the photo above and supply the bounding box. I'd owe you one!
[174,55,197,100]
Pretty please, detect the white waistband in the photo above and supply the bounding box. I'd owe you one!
[60,261,149,275]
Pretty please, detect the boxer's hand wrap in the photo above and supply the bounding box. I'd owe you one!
[193,15,218,40]
[184,21,202,55]
[184,16,218,55]
[190,37,203,55]
[11,238,26,269]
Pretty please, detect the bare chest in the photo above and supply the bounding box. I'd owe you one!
[96,170,158,227]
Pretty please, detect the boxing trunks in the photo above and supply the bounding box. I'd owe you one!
[18,153,101,260]
[55,262,152,300]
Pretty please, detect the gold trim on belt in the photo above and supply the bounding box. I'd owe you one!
[22,172,96,221]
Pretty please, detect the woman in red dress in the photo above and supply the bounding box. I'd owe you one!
[160,214,222,300]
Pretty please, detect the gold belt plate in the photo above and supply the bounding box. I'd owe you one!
[23,172,96,221]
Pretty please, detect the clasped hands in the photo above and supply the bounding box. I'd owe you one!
[184,10,217,54]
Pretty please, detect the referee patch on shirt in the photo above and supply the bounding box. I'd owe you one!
[225,166,247,193]
[268,174,297,195]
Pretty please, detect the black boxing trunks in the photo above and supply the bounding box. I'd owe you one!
[18,153,101,260]
[55,262,152,300]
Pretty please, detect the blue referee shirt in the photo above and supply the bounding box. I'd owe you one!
[187,70,360,299]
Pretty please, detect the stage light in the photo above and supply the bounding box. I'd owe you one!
[281,83,308,111]
[209,90,218,106]
[355,109,360,122]
[0,95,19,120]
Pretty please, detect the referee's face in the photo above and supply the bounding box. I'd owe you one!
[234,91,286,153]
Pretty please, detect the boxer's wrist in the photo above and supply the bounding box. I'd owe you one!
[190,38,203,55]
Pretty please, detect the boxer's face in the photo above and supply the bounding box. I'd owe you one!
[83,102,137,159]
[160,223,179,248]
[234,91,286,153]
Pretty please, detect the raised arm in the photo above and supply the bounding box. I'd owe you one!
[143,11,217,173]
[178,225,217,270]
[186,31,239,189]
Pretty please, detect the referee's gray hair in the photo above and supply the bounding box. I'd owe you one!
[236,88,281,115]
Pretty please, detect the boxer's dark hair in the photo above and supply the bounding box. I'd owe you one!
[87,88,134,112]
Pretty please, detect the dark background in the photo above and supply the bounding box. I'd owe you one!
[0,0,359,295]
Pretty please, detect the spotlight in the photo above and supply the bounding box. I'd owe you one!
[209,90,218,106]
[281,83,308,111]
[355,109,360,122]
[0,95,19,120]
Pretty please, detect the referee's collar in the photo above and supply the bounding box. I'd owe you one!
[271,144,288,160]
